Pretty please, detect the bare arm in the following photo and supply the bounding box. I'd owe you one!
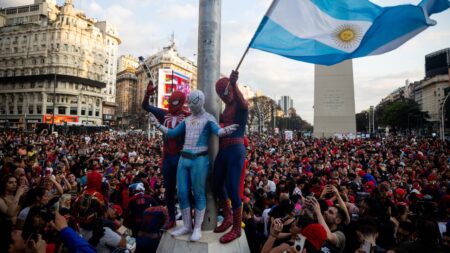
[308,197,339,246]
[331,185,351,225]
[261,218,284,253]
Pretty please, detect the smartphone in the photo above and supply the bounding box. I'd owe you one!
[280,215,290,222]
[294,234,306,252]
[117,225,127,235]
[361,240,371,253]
[126,236,136,253]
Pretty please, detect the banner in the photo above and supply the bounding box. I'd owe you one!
[43,115,78,124]
[158,69,191,109]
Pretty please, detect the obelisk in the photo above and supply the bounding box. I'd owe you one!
[313,60,356,138]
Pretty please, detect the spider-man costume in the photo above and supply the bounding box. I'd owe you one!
[142,81,189,228]
[213,70,249,243]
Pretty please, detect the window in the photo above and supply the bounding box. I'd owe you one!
[6,9,17,15]
[88,110,93,116]
[30,5,39,12]
[70,107,77,115]
[18,7,28,13]
[81,108,86,115]
[36,105,42,114]
[46,107,53,114]
[58,107,65,114]
[28,106,34,114]
[95,110,99,117]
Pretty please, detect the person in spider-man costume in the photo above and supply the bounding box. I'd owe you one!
[142,81,189,228]
[213,70,249,243]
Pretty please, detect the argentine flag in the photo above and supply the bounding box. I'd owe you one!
[249,0,450,66]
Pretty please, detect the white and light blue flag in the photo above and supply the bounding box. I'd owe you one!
[249,0,450,65]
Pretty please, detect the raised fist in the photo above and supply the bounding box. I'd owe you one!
[229,70,239,86]
[146,81,157,96]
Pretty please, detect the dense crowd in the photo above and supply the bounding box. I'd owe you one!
[0,129,449,253]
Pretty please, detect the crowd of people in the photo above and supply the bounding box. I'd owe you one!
[0,129,449,253]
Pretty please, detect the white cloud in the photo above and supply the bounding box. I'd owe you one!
[157,3,197,20]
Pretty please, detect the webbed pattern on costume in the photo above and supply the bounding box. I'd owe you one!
[163,112,188,155]
[219,103,248,147]
[182,112,220,153]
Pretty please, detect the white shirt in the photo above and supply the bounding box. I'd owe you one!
[81,227,122,253]
[259,180,276,193]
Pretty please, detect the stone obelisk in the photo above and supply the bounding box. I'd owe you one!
[313,60,356,138]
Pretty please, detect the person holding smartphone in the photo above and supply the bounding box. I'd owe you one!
[261,217,327,253]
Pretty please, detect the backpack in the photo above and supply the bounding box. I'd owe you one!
[126,194,159,233]
[140,206,170,233]
[76,191,106,230]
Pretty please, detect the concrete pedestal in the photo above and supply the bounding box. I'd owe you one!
[313,60,356,138]
[156,222,250,253]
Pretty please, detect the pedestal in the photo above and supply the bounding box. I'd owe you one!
[156,222,250,253]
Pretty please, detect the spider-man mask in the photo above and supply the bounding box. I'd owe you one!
[216,77,234,104]
[168,91,186,114]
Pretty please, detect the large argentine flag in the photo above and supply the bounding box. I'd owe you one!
[249,0,450,65]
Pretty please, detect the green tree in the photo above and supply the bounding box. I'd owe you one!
[381,99,428,132]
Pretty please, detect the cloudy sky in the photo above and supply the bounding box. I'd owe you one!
[2,0,450,124]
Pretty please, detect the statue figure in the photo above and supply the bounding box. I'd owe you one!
[149,90,238,241]
[213,70,249,243]
[142,81,189,228]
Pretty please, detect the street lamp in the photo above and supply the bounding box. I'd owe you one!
[441,93,450,141]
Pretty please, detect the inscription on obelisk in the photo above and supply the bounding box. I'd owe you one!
[313,60,356,138]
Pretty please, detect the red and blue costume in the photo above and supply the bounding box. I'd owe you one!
[142,82,189,227]
[213,71,249,243]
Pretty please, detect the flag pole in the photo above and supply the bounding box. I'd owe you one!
[234,0,278,71]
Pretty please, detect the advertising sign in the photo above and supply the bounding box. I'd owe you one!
[158,69,191,109]
[43,115,78,124]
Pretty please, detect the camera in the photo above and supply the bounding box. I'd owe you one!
[292,234,306,253]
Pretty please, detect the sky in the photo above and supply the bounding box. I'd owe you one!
[2,0,450,124]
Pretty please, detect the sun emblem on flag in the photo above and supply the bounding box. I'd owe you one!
[333,24,363,50]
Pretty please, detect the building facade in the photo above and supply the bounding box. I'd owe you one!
[419,74,450,124]
[116,68,138,129]
[0,0,120,128]
[134,42,197,129]
[117,54,139,73]
[376,48,450,133]
[278,95,293,116]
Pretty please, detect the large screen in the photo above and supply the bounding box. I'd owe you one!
[157,69,191,109]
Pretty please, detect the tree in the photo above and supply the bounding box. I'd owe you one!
[248,96,278,133]
[276,107,312,132]
[380,99,428,132]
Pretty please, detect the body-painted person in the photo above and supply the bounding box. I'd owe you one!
[142,81,189,228]
[149,90,239,241]
[213,70,249,243]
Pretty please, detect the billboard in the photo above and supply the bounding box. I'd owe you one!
[158,69,191,109]
[43,115,79,124]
